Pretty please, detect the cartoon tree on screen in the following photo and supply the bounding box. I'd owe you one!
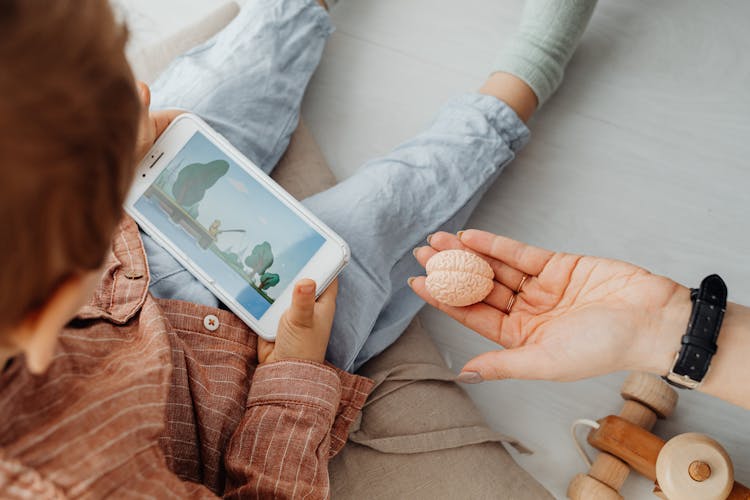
[171,160,230,207]
[245,242,275,276]
[259,272,280,290]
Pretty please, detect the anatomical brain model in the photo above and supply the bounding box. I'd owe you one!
[425,249,494,307]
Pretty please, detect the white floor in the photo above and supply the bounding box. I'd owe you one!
[123,1,749,498]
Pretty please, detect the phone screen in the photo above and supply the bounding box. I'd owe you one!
[133,131,326,319]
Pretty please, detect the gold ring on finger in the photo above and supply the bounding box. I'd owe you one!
[505,293,516,314]
[516,274,529,294]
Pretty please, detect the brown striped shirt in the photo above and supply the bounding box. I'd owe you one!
[0,217,373,499]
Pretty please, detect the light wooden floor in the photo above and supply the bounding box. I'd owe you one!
[124,0,749,498]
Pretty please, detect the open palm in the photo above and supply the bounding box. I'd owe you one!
[411,230,689,382]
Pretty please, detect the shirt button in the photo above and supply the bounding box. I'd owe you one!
[203,314,220,332]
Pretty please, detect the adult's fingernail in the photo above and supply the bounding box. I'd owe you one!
[426,233,434,244]
[412,247,420,258]
[457,230,465,240]
[407,277,416,287]
[456,371,483,384]
[298,283,315,294]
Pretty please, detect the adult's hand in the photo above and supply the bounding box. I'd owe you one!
[410,230,691,383]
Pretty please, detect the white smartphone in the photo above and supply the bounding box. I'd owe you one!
[125,113,349,341]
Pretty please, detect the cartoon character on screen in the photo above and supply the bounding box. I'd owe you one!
[208,220,221,238]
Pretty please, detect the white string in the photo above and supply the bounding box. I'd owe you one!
[570,418,601,467]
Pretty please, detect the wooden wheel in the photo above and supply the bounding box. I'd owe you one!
[620,372,677,418]
[567,473,623,500]
[568,372,681,498]
[656,433,734,500]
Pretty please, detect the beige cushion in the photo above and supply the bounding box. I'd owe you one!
[329,319,552,499]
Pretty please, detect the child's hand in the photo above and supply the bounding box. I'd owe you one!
[134,81,183,161]
[258,279,338,365]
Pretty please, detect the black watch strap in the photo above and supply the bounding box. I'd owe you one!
[664,274,727,389]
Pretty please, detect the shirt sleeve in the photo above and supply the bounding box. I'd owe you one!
[223,360,373,499]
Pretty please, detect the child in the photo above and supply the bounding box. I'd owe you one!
[0,0,595,497]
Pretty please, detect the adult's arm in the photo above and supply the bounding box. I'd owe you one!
[410,230,750,410]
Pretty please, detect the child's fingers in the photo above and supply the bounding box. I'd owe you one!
[137,81,151,107]
[257,338,275,364]
[287,279,316,328]
[135,82,151,149]
[151,109,184,138]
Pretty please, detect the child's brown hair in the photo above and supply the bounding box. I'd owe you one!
[0,0,142,332]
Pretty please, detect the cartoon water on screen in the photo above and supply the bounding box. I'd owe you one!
[134,131,325,318]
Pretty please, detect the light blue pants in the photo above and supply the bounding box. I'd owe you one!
[146,0,529,371]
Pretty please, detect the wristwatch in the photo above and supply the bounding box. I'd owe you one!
[664,274,727,389]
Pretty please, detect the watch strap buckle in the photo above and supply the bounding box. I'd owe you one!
[664,353,702,389]
[662,274,727,390]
